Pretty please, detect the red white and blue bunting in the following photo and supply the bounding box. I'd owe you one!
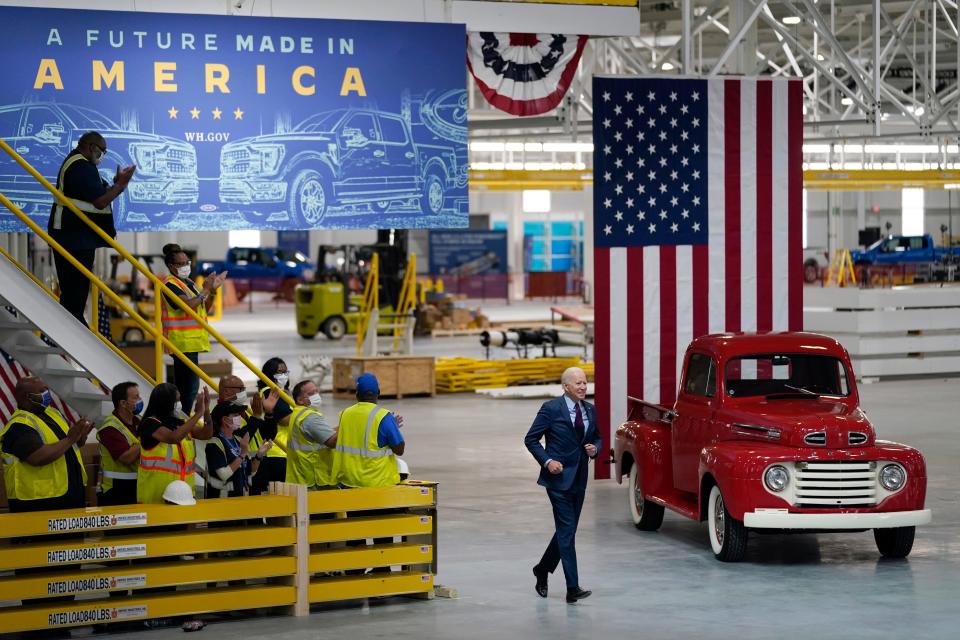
[467,32,588,116]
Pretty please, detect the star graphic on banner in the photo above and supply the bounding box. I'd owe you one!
[212,107,223,120]
[190,107,201,119]
[233,107,244,120]
[167,106,178,119]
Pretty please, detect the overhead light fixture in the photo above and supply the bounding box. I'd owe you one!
[840,97,853,106]
[783,16,801,25]
[661,62,675,71]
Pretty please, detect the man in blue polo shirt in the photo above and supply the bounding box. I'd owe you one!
[48,131,135,324]
[335,373,404,488]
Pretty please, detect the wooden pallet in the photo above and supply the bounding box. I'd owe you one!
[333,356,436,399]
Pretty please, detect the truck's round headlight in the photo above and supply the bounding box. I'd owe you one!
[879,464,906,491]
[764,465,790,492]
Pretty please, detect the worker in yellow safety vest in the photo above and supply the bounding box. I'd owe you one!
[97,381,142,506]
[160,242,227,414]
[48,131,135,324]
[285,379,337,489]
[335,373,405,488]
[137,383,213,504]
[0,377,94,512]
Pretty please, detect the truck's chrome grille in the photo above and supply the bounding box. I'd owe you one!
[803,431,826,445]
[794,461,878,507]
[848,431,868,445]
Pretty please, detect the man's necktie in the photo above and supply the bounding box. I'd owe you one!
[574,402,585,442]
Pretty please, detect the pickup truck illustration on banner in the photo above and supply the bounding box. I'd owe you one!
[0,101,199,230]
[219,91,467,227]
[0,5,467,232]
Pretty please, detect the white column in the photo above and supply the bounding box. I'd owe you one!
[509,191,525,300]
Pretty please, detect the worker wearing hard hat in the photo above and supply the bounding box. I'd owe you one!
[334,373,405,488]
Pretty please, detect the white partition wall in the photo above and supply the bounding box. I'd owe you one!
[804,286,960,379]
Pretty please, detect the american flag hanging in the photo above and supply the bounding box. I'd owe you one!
[592,76,804,479]
[0,348,83,425]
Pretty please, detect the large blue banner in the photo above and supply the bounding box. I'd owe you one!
[0,6,467,232]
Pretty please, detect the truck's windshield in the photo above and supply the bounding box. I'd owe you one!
[296,111,344,133]
[58,105,120,130]
[725,354,851,398]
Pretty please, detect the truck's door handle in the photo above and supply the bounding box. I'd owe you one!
[15,146,28,154]
[373,150,385,157]
[404,151,416,159]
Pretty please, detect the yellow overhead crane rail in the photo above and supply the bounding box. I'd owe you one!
[468,168,960,191]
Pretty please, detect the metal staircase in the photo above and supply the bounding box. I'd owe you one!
[0,251,152,420]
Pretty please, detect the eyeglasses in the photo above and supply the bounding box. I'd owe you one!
[89,143,106,154]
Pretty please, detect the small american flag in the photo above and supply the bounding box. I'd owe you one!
[592,76,803,479]
[96,291,113,344]
[0,348,82,425]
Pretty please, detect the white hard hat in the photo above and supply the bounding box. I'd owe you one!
[396,458,409,476]
[162,480,197,505]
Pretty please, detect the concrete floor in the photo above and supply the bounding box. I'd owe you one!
[96,302,958,639]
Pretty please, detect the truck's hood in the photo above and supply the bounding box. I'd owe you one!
[718,398,875,448]
[97,130,190,147]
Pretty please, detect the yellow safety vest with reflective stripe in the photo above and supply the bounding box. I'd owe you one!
[161,275,210,353]
[251,388,288,459]
[137,432,197,504]
[50,152,115,235]
[285,405,335,487]
[97,414,139,493]
[334,402,399,488]
[0,407,87,502]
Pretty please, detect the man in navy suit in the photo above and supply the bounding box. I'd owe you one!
[524,366,602,603]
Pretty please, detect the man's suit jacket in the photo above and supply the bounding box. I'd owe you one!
[524,396,602,492]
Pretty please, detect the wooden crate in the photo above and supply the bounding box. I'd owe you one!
[333,356,436,399]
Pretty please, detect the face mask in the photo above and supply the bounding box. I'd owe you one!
[173,401,182,415]
[229,415,243,429]
[274,373,289,388]
[132,399,144,415]
[308,393,322,409]
[176,264,191,279]
[31,390,52,408]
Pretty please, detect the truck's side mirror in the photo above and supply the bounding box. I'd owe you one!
[340,127,366,148]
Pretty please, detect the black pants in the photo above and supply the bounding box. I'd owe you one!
[172,351,200,413]
[250,457,287,495]
[53,248,96,324]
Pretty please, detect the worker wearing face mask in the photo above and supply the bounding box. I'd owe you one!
[204,402,273,499]
[48,131,136,324]
[285,379,337,489]
[0,377,94,513]
[97,382,143,506]
[250,358,292,494]
[160,242,227,414]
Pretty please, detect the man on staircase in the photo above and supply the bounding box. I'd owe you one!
[48,131,135,324]
[0,377,94,512]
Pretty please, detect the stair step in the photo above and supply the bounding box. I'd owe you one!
[38,368,93,379]
[0,320,36,330]
[67,391,110,402]
[15,344,63,354]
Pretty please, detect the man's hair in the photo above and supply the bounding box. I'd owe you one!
[78,131,104,147]
[292,379,314,401]
[111,382,138,408]
[356,390,378,403]
[561,367,584,385]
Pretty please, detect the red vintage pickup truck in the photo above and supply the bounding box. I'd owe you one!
[613,332,931,562]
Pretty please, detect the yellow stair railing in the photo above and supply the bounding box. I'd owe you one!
[391,253,417,350]
[355,252,379,356]
[0,138,292,404]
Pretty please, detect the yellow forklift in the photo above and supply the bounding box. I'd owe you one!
[294,241,405,340]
